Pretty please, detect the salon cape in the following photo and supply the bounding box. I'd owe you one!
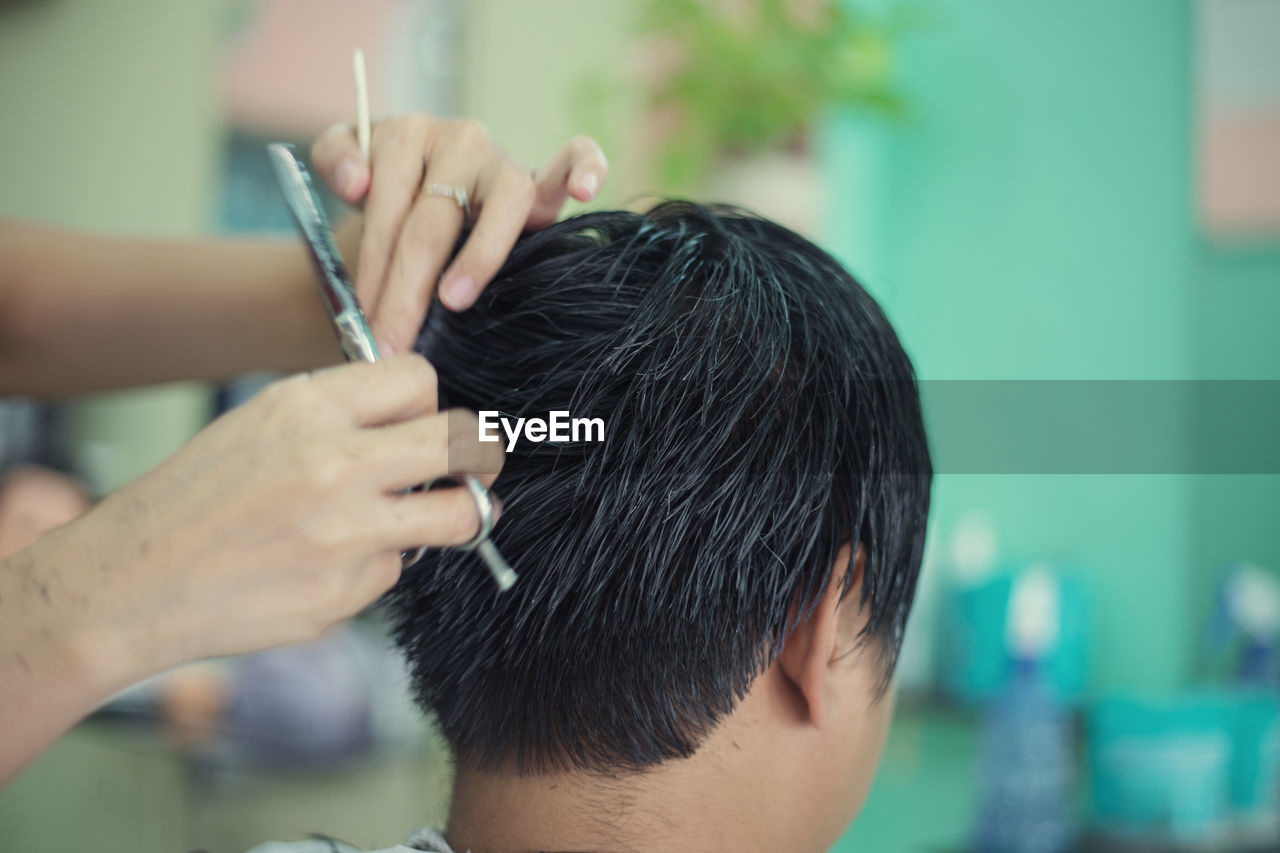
[248,827,457,853]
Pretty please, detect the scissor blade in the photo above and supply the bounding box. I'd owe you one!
[267,144,358,320]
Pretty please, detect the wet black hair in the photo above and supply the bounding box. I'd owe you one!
[384,201,932,774]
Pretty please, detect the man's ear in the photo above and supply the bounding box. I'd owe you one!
[778,543,864,728]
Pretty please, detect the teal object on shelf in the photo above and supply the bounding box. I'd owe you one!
[1088,691,1280,843]
[1221,691,1280,828]
[1089,696,1233,843]
[938,563,1090,706]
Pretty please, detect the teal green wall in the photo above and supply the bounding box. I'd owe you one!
[1189,241,1280,636]
[0,0,221,492]
[825,1,1278,850]
[824,0,1200,694]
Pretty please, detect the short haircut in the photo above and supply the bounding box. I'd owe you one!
[385,202,932,774]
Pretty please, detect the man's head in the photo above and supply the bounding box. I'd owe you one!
[386,202,931,849]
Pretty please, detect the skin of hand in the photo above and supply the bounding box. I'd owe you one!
[0,354,502,785]
[310,116,609,353]
[85,353,502,667]
[0,118,605,397]
[0,113,601,784]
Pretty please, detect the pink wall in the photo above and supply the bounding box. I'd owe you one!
[219,0,411,137]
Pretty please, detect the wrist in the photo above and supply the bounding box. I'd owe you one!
[43,504,170,693]
[0,523,145,715]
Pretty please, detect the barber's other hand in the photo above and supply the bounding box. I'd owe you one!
[74,355,502,674]
[311,115,609,352]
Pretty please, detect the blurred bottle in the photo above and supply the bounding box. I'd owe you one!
[1208,563,1280,842]
[973,566,1076,853]
[937,512,1090,708]
[1209,563,1280,687]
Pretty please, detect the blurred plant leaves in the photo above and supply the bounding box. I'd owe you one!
[617,0,923,192]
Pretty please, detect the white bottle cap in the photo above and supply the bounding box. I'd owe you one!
[1226,563,1280,640]
[1006,564,1060,659]
[950,509,998,584]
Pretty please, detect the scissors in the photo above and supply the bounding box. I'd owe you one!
[267,142,517,592]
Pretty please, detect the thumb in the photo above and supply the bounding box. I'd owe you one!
[311,123,371,204]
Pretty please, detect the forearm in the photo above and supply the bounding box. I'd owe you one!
[0,219,360,397]
[0,520,140,786]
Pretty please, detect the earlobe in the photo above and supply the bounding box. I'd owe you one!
[778,542,860,729]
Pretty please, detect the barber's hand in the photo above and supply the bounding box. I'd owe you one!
[74,355,502,673]
[310,115,609,352]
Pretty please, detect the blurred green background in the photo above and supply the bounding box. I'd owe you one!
[0,0,1276,851]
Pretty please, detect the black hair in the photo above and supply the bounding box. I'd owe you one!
[384,201,932,774]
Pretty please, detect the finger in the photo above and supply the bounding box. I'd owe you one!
[340,552,405,618]
[311,122,371,204]
[363,408,504,491]
[302,353,439,426]
[371,155,477,352]
[528,135,609,229]
[379,484,498,549]
[438,161,536,311]
[356,116,434,322]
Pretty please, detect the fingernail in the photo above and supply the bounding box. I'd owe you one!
[378,339,395,357]
[335,158,361,199]
[580,172,600,197]
[442,274,477,311]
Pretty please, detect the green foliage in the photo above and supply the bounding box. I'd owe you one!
[640,0,916,191]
